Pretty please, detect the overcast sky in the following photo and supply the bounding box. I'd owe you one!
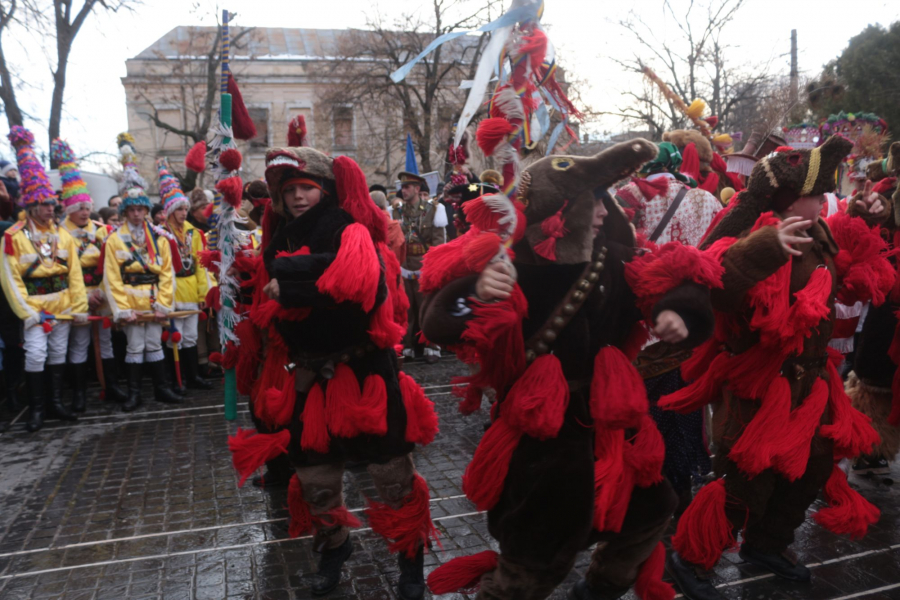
[1,0,895,172]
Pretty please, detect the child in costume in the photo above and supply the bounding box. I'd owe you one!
[661,135,892,599]
[0,126,86,431]
[227,144,437,600]
[158,158,215,391]
[53,138,126,410]
[420,140,721,600]
[102,133,182,412]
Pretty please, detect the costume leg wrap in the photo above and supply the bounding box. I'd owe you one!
[365,454,438,558]
[292,462,352,551]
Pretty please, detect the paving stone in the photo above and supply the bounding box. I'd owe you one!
[0,360,899,599]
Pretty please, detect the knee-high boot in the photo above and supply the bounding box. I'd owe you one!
[148,359,184,404]
[70,362,87,413]
[102,358,127,403]
[24,371,46,432]
[182,346,212,390]
[48,365,77,422]
[122,362,143,412]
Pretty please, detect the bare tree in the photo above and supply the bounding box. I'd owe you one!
[130,22,254,189]
[0,0,24,127]
[315,0,502,177]
[607,0,776,140]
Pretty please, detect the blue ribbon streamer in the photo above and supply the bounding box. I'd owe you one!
[390,3,541,83]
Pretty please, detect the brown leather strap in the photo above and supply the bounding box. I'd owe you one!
[649,185,688,242]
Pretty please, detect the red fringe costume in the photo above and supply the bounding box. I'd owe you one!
[845,145,900,464]
[226,144,438,565]
[663,136,891,575]
[420,139,720,600]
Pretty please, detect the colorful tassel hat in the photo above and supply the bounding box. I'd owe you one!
[50,138,93,214]
[8,125,56,209]
[116,132,151,213]
[156,157,190,218]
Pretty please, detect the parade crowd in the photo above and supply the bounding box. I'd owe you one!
[2,30,900,600]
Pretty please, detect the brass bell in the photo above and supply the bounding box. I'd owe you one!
[552,315,565,328]
[593,261,604,271]
[587,272,599,283]
[543,329,557,342]
[340,353,351,363]
[525,349,537,362]
[535,341,549,354]
[572,291,585,303]
[562,303,576,315]
[577,280,591,291]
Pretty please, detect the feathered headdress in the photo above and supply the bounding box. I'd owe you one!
[8,126,55,209]
[157,157,190,218]
[116,132,151,213]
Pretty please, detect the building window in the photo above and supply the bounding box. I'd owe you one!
[333,106,354,149]
[155,108,184,153]
[248,107,269,151]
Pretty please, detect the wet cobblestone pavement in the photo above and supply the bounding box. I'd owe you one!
[0,357,899,600]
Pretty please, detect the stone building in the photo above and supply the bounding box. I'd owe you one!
[121,26,480,194]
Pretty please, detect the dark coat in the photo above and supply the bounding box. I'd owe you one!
[264,200,413,467]
[421,234,712,563]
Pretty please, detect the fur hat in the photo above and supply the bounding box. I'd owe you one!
[0,160,16,178]
[479,169,503,187]
[663,129,713,168]
[156,158,190,218]
[190,188,210,212]
[50,138,93,214]
[702,135,853,249]
[265,145,385,242]
[516,139,658,264]
[116,132,151,214]
[8,126,55,209]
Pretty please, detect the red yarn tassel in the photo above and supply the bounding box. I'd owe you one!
[476,117,515,156]
[427,550,498,595]
[627,415,666,487]
[462,418,523,511]
[227,74,258,140]
[261,371,296,429]
[326,364,362,438]
[368,294,404,349]
[287,115,309,147]
[819,360,881,458]
[680,143,701,182]
[184,141,207,173]
[457,385,485,415]
[317,223,380,312]
[635,542,676,600]
[462,232,503,271]
[288,475,313,538]
[814,464,880,538]
[399,372,439,445]
[333,156,387,245]
[365,473,439,558]
[591,346,649,429]
[771,378,829,481]
[672,479,737,570]
[533,201,569,262]
[593,427,634,533]
[504,354,569,439]
[728,377,791,477]
[357,375,389,436]
[216,176,243,209]
[301,383,330,453]
[228,428,291,487]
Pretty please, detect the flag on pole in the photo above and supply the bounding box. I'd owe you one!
[405,134,418,175]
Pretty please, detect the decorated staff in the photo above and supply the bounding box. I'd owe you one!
[53,137,127,408]
[0,126,86,431]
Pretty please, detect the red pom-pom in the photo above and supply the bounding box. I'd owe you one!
[172,331,183,344]
[185,141,207,173]
[216,176,243,209]
[219,148,243,173]
[198,311,208,321]
[102,317,112,329]
[161,330,170,343]
[476,117,515,156]
[42,322,53,333]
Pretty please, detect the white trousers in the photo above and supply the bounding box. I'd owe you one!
[124,322,164,364]
[24,321,71,372]
[68,323,114,364]
[167,313,199,350]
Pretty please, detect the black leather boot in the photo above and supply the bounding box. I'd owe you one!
[567,579,629,600]
[310,536,353,596]
[182,346,213,390]
[70,362,87,413]
[739,545,811,582]
[101,358,127,403]
[122,362,143,412]
[666,552,725,600]
[397,545,425,600]
[47,364,77,422]
[163,346,187,396]
[24,371,46,432]
[149,359,184,404]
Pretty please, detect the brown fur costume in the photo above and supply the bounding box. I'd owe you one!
[663,130,713,170]
[846,372,900,461]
